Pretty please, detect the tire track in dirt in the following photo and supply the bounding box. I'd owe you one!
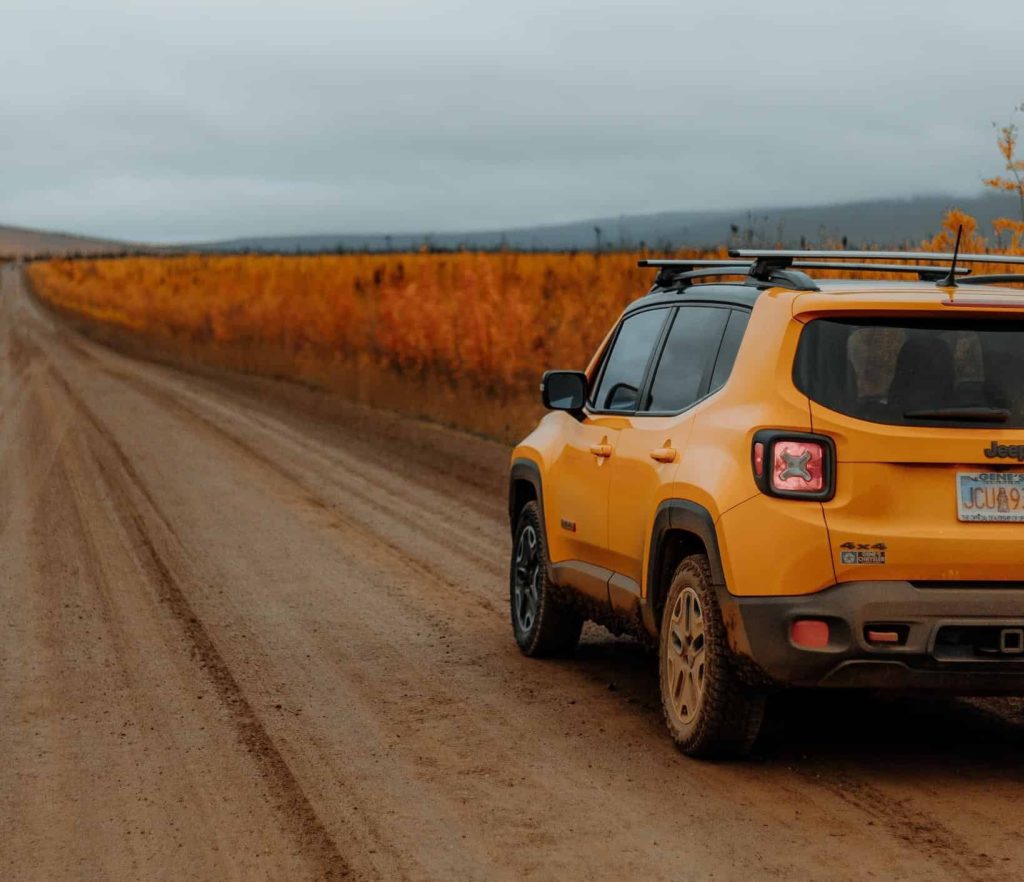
[56,335,505,584]
[20,379,283,879]
[69,352,505,602]
[795,765,995,880]
[43,360,358,882]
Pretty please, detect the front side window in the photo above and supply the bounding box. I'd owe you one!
[591,308,668,411]
[644,306,731,412]
[794,317,1024,427]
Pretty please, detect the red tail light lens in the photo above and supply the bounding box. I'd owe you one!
[771,440,824,493]
[751,431,835,501]
[752,441,765,478]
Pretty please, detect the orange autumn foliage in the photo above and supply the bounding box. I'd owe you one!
[24,211,1024,438]
[28,248,733,395]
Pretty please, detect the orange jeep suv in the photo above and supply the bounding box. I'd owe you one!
[508,247,1024,757]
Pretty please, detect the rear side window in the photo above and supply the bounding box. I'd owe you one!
[591,308,668,411]
[709,309,750,393]
[794,317,1024,428]
[644,306,730,412]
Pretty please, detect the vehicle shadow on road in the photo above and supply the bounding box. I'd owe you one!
[567,630,1024,770]
[760,690,1024,768]
[567,628,661,712]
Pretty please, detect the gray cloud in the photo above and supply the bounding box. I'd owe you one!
[1,0,1020,242]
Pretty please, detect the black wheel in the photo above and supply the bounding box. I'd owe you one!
[510,502,583,657]
[659,554,765,758]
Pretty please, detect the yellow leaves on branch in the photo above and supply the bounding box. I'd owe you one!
[996,123,1017,164]
[921,210,1024,270]
[993,217,1024,251]
[922,209,1024,263]
[922,208,985,253]
[985,176,1024,194]
[984,121,1024,221]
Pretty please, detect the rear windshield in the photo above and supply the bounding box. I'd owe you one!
[794,317,1024,428]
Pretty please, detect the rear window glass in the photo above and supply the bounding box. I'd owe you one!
[794,318,1024,428]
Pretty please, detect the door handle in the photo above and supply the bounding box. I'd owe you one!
[589,443,613,458]
[649,445,677,463]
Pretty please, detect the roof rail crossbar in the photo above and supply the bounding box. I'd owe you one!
[637,258,819,292]
[640,258,973,276]
[793,261,970,281]
[713,254,819,291]
[731,248,1024,267]
[638,259,748,282]
[757,268,818,291]
[958,274,1024,286]
[638,259,750,268]
[639,254,984,290]
[638,259,752,289]
[660,266,753,283]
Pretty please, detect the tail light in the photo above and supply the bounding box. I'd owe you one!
[751,430,835,501]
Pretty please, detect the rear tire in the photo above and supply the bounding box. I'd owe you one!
[659,554,765,758]
[510,502,584,657]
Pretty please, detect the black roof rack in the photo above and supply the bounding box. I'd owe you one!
[730,248,1024,266]
[640,258,970,283]
[637,258,818,292]
[959,274,1024,286]
[794,261,970,281]
[638,259,750,267]
[732,247,1024,289]
[639,243,1024,293]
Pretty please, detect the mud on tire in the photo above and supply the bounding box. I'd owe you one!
[659,554,765,758]
[510,502,584,657]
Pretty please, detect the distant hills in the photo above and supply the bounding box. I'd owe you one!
[0,224,155,259]
[4,192,1021,259]
[197,192,1020,254]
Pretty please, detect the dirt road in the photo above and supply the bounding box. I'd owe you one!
[3,263,1024,882]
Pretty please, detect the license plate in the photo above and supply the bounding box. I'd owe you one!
[957,472,1024,522]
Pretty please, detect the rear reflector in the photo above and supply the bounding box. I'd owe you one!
[791,619,829,649]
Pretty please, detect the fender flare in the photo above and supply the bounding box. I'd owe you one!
[509,457,557,583]
[509,454,547,530]
[642,499,727,637]
[509,457,544,527]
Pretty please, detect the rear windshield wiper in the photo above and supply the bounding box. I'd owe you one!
[903,407,1010,423]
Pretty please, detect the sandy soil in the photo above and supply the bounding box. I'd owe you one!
[3,262,1024,882]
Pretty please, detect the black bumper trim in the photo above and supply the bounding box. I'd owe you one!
[720,580,1024,692]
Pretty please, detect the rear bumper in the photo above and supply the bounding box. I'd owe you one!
[722,580,1024,692]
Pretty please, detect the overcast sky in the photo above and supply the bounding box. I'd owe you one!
[1,0,1021,242]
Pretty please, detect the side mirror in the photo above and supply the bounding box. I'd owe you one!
[541,370,588,411]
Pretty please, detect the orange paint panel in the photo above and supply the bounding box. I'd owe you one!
[826,462,1024,582]
[716,495,836,597]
